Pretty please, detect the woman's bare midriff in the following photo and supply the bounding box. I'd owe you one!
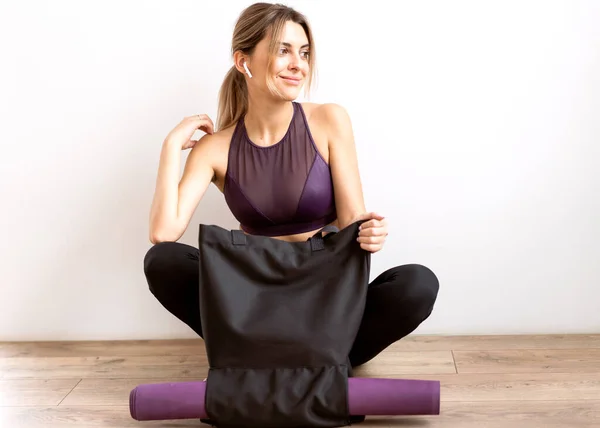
[242,222,339,243]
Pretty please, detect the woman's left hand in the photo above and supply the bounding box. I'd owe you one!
[354,212,388,253]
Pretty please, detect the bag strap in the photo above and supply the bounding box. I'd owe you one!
[309,225,339,251]
[231,229,247,246]
[231,225,338,250]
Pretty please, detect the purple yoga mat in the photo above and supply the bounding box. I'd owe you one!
[129,377,440,421]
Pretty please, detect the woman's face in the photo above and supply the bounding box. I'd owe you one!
[249,21,311,100]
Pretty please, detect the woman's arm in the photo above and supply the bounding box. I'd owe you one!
[149,134,216,244]
[321,103,388,252]
[320,103,366,229]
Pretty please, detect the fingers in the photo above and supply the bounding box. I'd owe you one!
[356,232,384,251]
[200,124,214,135]
[359,242,381,252]
[358,225,387,237]
[357,234,385,245]
[196,115,214,134]
[356,211,385,222]
[357,214,388,253]
[359,218,388,231]
[367,212,385,221]
[184,114,215,134]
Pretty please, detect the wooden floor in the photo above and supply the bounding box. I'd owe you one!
[1,334,599,427]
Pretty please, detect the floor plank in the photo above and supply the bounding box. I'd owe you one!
[2,334,598,358]
[0,352,454,380]
[437,400,600,427]
[439,372,600,401]
[354,351,457,376]
[387,334,600,351]
[0,406,200,427]
[0,379,81,406]
[0,340,206,358]
[60,378,188,406]
[0,356,209,380]
[453,349,600,374]
[2,401,599,428]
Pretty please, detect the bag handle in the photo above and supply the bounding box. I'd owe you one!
[309,225,339,251]
[231,229,247,246]
[230,225,339,251]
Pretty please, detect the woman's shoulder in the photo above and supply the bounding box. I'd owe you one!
[299,101,344,109]
[187,122,236,168]
[195,122,237,150]
[300,102,353,134]
[300,101,349,117]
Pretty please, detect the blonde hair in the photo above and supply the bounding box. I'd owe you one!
[216,2,316,131]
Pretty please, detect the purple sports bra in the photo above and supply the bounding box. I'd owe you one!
[223,102,337,237]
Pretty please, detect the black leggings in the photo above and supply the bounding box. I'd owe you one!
[143,241,440,368]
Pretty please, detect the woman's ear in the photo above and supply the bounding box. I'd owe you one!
[233,50,250,77]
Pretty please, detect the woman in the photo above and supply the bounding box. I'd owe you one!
[144,2,439,368]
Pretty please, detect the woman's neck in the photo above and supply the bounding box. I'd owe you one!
[243,96,294,147]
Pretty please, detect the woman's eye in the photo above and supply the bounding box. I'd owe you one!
[278,48,309,58]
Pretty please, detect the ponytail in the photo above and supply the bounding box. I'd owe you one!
[216,66,248,131]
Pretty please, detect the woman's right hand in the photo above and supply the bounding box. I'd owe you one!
[165,114,215,150]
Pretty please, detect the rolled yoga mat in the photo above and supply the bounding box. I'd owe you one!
[129,377,440,421]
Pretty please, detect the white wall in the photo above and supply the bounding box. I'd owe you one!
[1,0,599,341]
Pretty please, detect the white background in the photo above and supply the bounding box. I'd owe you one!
[1,0,599,340]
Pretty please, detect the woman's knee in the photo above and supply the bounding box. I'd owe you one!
[392,264,439,319]
[144,242,176,278]
[409,264,439,317]
[143,241,191,296]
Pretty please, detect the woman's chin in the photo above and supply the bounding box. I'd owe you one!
[277,87,303,101]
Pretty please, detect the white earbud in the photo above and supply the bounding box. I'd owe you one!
[243,62,253,78]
